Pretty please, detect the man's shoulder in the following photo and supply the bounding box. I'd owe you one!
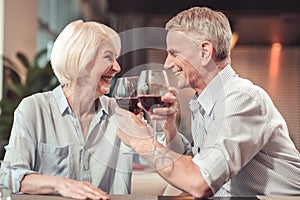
[227,77,264,95]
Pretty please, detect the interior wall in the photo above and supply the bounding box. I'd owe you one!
[37,0,82,53]
[232,45,300,150]
[3,0,38,66]
[0,0,4,100]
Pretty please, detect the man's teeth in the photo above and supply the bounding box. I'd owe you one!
[174,71,182,76]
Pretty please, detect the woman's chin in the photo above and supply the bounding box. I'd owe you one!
[97,84,111,96]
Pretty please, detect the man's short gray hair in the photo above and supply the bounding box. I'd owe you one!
[166,7,232,62]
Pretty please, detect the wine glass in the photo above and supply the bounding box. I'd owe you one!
[113,76,141,155]
[114,76,140,115]
[137,70,170,155]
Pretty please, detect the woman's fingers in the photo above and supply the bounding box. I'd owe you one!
[57,178,109,200]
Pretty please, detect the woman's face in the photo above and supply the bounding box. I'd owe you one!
[87,43,121,98]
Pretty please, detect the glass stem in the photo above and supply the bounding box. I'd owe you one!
[152,119,158,155]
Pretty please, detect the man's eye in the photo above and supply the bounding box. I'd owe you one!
[169,52,176,57]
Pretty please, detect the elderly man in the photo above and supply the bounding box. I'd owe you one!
[117,7,300,198]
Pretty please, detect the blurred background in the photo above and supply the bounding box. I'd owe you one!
[0,0,299,152]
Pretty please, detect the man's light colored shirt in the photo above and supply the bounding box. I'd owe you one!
[4,86,133,194]
[190,65,300,196]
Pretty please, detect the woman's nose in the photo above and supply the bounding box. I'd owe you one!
[112,61,121,73]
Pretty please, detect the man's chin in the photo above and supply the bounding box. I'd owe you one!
[177,82,190,90]
[177,79,191,89]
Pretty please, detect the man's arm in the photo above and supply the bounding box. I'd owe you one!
[116,88,212,198]
[118,128,212,198]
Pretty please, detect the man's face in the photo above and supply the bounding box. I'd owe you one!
[164,30,203,90]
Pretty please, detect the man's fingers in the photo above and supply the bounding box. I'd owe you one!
[168,86,179,96]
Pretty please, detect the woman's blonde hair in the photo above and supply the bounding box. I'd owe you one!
[166,7,232,62]
[50,20,121,85]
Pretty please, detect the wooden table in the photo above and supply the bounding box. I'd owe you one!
[12,194,155,200]
[11,194,300,200]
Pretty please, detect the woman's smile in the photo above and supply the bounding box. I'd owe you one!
[101,75,114,84]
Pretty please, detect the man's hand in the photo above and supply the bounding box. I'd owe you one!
[142,87,180,142]
[146,87,179,121]
[114,106,153,154]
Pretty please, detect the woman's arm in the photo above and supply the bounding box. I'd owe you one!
[21,174,108,199]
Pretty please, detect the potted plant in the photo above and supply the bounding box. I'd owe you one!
[0,49,59,159]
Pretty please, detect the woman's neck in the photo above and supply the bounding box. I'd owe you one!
[62,84,97,117]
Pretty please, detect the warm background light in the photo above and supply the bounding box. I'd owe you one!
[268,43,282,97]
[231,32,239,49]
[269,43,282,77]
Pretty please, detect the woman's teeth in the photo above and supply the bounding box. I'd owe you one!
[102,76,112,82]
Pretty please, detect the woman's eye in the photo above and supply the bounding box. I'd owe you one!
[105,55,113,62]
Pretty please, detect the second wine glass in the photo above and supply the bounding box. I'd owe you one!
[113,76,141,155]
[137,70,170,155]
[114,76,140,115]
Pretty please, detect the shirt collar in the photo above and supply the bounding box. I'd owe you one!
[99,95,110,115]
[53,85,69,115]
[189,93,200,113]
[53,85,110,116]
[197,64,237,115]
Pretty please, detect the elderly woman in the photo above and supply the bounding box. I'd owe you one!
[2,20,133,199]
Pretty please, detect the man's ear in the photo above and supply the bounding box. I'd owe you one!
[199,41,213,65]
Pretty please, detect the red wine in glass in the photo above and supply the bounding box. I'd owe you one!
[138,95,168,113]
[113,76,140,155]
[137,70,170,155]
[114,76,139,112]
[116,97,140,115]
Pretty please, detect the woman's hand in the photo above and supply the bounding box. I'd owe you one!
[55,177,109,200]
[21,174,109,200]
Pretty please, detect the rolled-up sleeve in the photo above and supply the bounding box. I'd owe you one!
[192,147,230,193]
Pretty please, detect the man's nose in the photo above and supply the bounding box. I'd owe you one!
[164,54,174,69]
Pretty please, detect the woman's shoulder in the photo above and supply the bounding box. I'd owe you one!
[17,90,55,113]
